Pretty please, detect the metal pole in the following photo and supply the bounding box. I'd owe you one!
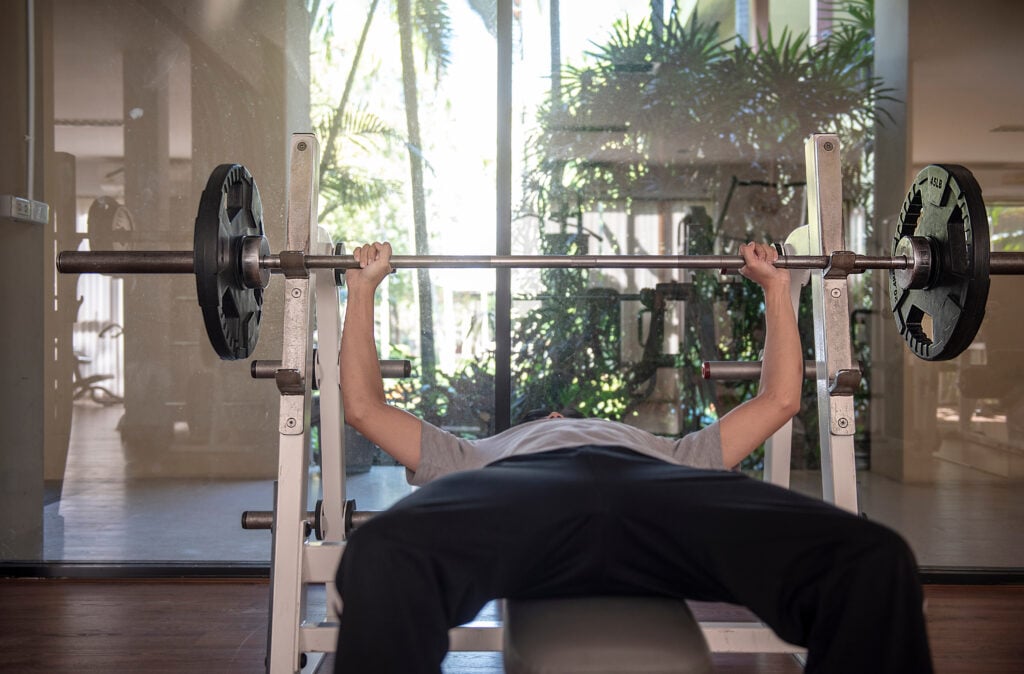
[57,250,194,274]
[301,254,818,270]
[805,133,859,514]
[56,249,1024,275]
[990,252,1024,274]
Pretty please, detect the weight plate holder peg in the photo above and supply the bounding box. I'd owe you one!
[193,164,271,360]
[889,164,990,361]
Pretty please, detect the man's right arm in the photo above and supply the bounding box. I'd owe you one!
[340,242,423,471]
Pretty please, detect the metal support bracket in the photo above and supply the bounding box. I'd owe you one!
[266,134,321,674]
[804,133,859,513]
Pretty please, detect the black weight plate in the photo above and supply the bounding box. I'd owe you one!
[889,165,990,361]
[194,164,265,360]
[87,196,134,253]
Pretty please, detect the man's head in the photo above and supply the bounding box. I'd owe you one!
[516,408,586,425]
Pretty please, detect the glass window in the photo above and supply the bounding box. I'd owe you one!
[5,0,1019,575]
[40,0,309,563]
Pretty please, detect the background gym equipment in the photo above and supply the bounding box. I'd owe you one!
[51,132,1024,673]
[58,163,1024,362]
[86,196,134,253]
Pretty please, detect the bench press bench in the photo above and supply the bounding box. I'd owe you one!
[503,596,713,674]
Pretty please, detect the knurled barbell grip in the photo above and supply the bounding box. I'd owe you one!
[299,253,839,271]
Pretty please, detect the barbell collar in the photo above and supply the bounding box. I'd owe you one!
[240,235,271,289]
[893,236,935,290]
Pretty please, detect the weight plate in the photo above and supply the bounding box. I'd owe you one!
[193,164,266,360]
[889,164,990,361]
[87,197,134,253]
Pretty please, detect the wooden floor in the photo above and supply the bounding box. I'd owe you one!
[0,580,1021,673]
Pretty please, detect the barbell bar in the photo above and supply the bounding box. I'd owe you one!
[57,249,933,274]
[55,162,1024,362]
[55,248,1024,274]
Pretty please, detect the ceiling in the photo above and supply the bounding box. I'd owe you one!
[908,0,1024,202]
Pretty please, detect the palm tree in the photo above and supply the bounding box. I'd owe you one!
[311,0,401,223]
[396,0,447,384]
[311,0,457,391]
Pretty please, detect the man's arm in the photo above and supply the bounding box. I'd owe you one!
[340,242,423,471]
[718,242,803,469]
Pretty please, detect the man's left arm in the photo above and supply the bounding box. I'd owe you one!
[718,242,803,468]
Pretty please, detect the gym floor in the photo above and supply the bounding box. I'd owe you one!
[0,579,1021,672]
[15,402,1022,672]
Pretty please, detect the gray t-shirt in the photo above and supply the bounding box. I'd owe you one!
[408,417,723,485]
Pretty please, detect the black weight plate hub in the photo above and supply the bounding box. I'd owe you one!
[194,164,266,360]
[889,165,990,361]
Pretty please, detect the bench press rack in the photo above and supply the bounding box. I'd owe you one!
[244,132,864,672]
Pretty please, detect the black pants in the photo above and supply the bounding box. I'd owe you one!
[334,446,933,673]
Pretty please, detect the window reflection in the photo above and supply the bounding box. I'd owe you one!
[45,0,304,562]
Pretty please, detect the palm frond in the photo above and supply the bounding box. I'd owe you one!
[319,167,400,213]
[414,0,453,81]
[466,0,497,37]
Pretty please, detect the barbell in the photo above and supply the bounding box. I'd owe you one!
[56,162,1024,362]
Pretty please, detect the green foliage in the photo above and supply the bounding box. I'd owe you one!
[827,0,875,35]
[511,235,630,422]
[315,105,404,221]
[517,1,884,468]
[385,354,496,436]
[991,206,1024,251]
[523,2,889,220]
[409,0,453,81]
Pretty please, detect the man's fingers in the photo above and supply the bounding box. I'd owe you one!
[741,241,778,265]
[351,242,393,271]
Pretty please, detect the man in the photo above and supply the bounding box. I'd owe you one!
[335,241,933,673]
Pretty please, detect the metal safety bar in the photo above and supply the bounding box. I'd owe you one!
[702,360,819,381]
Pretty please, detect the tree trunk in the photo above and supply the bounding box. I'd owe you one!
[396,0,438,385]
[318,0,381,181]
